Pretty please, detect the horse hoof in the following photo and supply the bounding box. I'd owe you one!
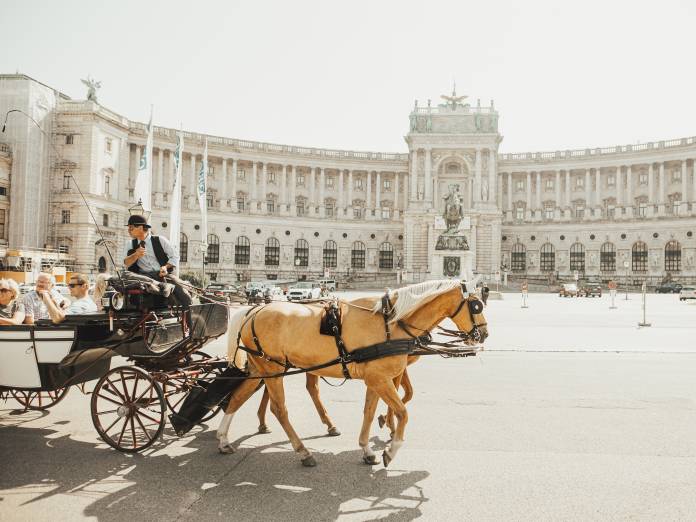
[258,425,271,434]
[363,454,379,465]
[301,455,317,467]
[377,415,386,428]
[327,427,341,437]
[382,450,392,467]
[218,444,235,454]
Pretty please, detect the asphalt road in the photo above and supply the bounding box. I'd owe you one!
[1,293,695,520]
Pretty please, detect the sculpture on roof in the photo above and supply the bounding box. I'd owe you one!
[81,76,101,102]
[440,82,467,111]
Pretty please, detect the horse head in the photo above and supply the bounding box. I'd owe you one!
[448,282,488,344]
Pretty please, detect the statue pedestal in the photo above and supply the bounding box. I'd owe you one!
[431,250,474,281]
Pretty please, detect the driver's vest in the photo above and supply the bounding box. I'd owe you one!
[127,236,169,274]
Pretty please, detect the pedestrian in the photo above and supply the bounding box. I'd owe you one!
[481,285,490,306]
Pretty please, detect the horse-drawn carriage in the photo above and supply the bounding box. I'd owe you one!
[0,273,229,452]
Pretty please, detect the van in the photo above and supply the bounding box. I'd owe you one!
[318,279,337,291]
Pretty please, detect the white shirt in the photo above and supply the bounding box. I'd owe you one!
[123,232,178,273]
[66,296,98,315]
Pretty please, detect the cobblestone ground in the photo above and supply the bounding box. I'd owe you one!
[1,292,694,521]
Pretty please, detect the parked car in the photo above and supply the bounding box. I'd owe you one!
[559,283,579,297]
[656,282,683,293]
[580,280,602,297]
[679,286,696,301]
[317,278,337,292]
[287,282,322,301]
[263,285,285,302]
[206,283,246,303]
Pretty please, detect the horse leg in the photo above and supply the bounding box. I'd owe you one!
[256,384,272,433]
[358,387,380,465]
[370,378,408,467]
[216,378,261,454]
[264,377,316,467]
[305,374,340,436]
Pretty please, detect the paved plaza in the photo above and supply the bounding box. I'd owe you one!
[1,292,695,521]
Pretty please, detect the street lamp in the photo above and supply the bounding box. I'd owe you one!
[128,199,151,221]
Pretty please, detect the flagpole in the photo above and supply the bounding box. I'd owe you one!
[197,138,208,285]
[168,125,184,276]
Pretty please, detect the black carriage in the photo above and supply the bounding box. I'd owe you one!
[0,274,230,452]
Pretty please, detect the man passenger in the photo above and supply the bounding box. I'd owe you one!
[44,273,97,324]
[23,272,67,324]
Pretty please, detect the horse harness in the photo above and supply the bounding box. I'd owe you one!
[234,282,483,379]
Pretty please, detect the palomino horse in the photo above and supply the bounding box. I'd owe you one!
[217,279,487,467]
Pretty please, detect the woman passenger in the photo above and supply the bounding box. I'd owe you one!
[0,279,26,325]
[92,273,111,311]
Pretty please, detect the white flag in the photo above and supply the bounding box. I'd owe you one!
[134,106,154,212]
[197,138,208,253]
[168,127,184,271]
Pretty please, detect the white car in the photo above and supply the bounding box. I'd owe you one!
[287,282,322,301]
[317,278,337,292]
[679,287,696,301]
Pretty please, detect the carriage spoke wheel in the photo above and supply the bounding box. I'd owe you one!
[91,366,165,453]
[163,351,223,424]
[11,387,69,411]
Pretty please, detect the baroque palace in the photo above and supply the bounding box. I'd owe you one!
[0,73,695,284]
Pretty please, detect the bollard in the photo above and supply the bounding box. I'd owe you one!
[638,282,651,327]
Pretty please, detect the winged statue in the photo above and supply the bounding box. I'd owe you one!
[81,76,102,102]
[440,84,467,110]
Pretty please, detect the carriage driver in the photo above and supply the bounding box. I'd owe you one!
[122,215,192,308]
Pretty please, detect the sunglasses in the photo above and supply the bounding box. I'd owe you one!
[68,282,86,288]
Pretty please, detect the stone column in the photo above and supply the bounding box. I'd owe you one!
[375,171,381,214]
[189,153,196,198]
[157,148,164,193]
[424,148,432,202]
[348,170,354,218]
[281,164,287,209]
[319,167,325,217]
[565,170,571,208]
[535,171,542,211]
[595,167,601,208]
[555,170,561,208]
[403,172,409,210]
[231,159,238,212]
[366,171,372,215]
[692,159,696,210]
[290,165,297,215]
[584,169,590,211]
[488,149,497,204]
[680,160,687,212]
[393,172,399,211]
[615,166,622,207]
[474,148,482,203]
[409,150,418,202]
[260,163,267,211]
[338,169,344,214]
[658,162,665,206]
[647,163,654,207]
[507,172,513,211]
[251,162,258,207]
[309,167,316,215]
[220,158,227,208]
[626,165,633,210]
[526,172,532,218]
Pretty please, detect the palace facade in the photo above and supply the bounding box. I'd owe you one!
[0,73,695,284]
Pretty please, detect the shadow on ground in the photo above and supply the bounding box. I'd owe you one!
[0,412,429,521]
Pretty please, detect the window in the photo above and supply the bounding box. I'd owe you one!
[297,173,305,186]
[511,243,526,272]
[0,209,5,239]
[540,243,555,272]
[61,210,70,224]
[0,187,6,196]
[180,233,188,263]
[545,179,554,190]
[544,205,554,220]
[639,172,648,185]
[355,178,364,190]
[128,188,134,200]
[206,191,214,209]
[323,240,337,268]
[672,198,681,215]
[515,206,524,220]
[105,137,112,153]
[296,198,306,217]
[325,200,334,217]
[665,240,681,272]
[268,171,276,184]
[265,237,280,266]
[351,241,365,269]
[98,257,107,273]
[237,194,246,212]
[65,134,74,145]
[379,242,394,269]
[326,176,334,188]
[570,243,585,272]
[267,197,275,214]
[102,214,109,227]
[632,241,647,272]
[235,236,250,265]
[63,173,71,190]
[575,177,584,189]
[383,179,392,191]
[295,239,309,267]
[607,174,615,187]
[381,207,391,219]
[606,204,615,219]
[208,166,215,176]
[206,234,220,264]
[600,242,615,272]
[104,175,110,195]
[58,244,69,254]
[237,169,246,181]
[516,180,524,191]
[638,203,647,217]
[575,205,584,219]
[353,207,362,219]
[672,170,681,182]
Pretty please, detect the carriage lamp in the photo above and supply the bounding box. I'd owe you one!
[102,290,125,311]
[128,200,152,221]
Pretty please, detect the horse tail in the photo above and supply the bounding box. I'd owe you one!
[227,305,252,368]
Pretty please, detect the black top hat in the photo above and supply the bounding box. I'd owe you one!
[126,214,151,228]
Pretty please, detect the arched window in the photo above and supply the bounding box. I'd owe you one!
[511,243,526,272]
[295,239,309,267]
[98,256,107,273]
[570,243,585,272]
[665,240,681,272]
[351,241,365,269]
[379,242,394,269]
[206,234,220,264]
[265,237,280,266]
[632,241,647,272]
[600,242,615,272]
[235,236,250,265]
[540,243,555,272]
[179,233,188,263]
[323,240,337,268]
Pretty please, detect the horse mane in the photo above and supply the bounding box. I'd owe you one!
[373,279,461,323]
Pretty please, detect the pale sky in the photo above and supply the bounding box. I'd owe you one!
[2,0,695,154]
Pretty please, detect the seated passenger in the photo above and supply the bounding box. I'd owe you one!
[45,273,97,324]
[23,272,67,324]
[92,272,111,311]
[0,279,26,325]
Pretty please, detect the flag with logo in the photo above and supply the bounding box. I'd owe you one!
[134,106,154,212]
[168,126,184,270]
[197,138,208,253]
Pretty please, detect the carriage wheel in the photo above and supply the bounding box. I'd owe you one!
[91,366,165,453]
[163,351,223,424]
[11,387,69,411]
